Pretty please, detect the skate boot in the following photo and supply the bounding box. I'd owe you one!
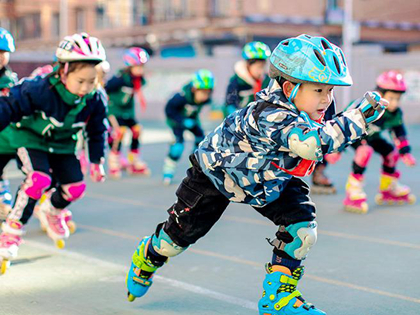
[311,164,336,195]
[343,173,368,214]
[0,219,24,275]
[127,150,151,176]
[34,197,69,249]
[0,180,12,221]
[126,236,167,302]
[259,263,325,315]
[108,150,122,179]
[162,157,177,186]
[375,172,416,206]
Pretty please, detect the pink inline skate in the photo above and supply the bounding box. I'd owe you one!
[343,173,368,214]
[375,172,416,206]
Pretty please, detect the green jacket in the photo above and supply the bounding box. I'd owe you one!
[105,70,146,119]
[0,66,18,154]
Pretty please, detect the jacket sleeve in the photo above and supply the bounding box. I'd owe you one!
[267,107,367,161]
[105,75,125,93]
[86,90,108,163]
[165,93,187,126]
[225,77,240,109]
[0,80,38,131]
[390,109,410,154]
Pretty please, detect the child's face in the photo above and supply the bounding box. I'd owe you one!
[288,82,334,121]
[382,91,402,112]
[130,65,144,77]
[247,60,266,80]
[193,88,212,104]
[0,50,10,69]
[63,65,97,97]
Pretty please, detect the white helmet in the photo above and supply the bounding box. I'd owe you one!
[56,33,106,63]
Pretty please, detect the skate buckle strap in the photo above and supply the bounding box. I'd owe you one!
[273,290,301,310]
[280,275,298,286]
[132,275,152,287]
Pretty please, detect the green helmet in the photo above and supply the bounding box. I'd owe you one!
[242,41,271,60]
[191,69,215,90]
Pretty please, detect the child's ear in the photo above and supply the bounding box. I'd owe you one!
[282,80,295,98]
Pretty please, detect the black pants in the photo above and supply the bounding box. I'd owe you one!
[351,137,395,174]
[161,155,316,257]
[0,154,16,180]
[12,148,83,224]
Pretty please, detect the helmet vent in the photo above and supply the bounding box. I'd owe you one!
[304,35,312,39]
[282,41,289,46]
[339,50,347,66]
[321,39,331,50]
[314,49,326,67]
[333,55,341,74]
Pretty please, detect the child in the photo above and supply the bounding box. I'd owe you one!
[224,41,271,116]
[343,70,415,214]
[0,27,18,220]
[162,69,214,185]
[125,34,387,314]
[105,47,150,179]
[0,33,108,274]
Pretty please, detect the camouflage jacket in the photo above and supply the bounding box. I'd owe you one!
[195,82,368,207]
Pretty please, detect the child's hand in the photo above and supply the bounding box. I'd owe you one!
[90,163,106,183]
[357,91,389,124]
[325,152,341,164]
[401,153,416,167]
[183,118,196,129]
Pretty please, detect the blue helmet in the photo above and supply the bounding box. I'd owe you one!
[269,34,352,86]
[0,28,15,53]
[191,69,215,90]
[242,41,271,60]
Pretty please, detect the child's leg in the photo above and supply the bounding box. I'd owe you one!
[311,161,336,195]
[343,140,374,213]
[35,154,85,248]
[0,149,52,265]
[127,154,230,300]
[108,118,127,179]
[126,119,150,175]
[254,177,325,314]
[369,138,416,205]
[162,127,185,184]
[190,124,205,152]
[0,154,16,221]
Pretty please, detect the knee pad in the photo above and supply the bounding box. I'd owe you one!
[354,144,374,168]
[383,149,399,168]
[151,228,188,257]
[272,221,318,260]
[61,181,86,202]
[169,142,184,161]
[130,124,141,140]
[23,171,52,200]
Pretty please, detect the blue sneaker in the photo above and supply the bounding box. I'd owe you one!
[259,263,325,314]
[126,236,166,302]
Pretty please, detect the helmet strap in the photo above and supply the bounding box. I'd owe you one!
[287,83,301,103]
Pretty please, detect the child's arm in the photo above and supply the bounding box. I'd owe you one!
[225,78,240,115]
[105,74,125,93]
[0,80,37,131]
[273,92,386,161]
[391,110,415,166]
[165,93,187,127]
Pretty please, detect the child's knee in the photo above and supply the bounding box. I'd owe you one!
[23,171,52,200]
[61,181,86,202]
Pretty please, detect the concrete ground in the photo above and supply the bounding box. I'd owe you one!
[1,124,419,315]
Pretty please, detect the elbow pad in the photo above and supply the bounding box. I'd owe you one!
[288,127,323,161]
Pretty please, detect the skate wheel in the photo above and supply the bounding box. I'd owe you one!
[1,260,10,275]
[55,239,65,249]
[344,203,368,214]
[127,292,136,302]
[67,221,77,234]
[409,194,416,205]
[375,194,384,206]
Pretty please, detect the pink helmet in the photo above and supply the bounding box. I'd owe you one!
[376,70,407,92]
[56,33,106,63]
[30,65,54,78]
[123,47,150,66]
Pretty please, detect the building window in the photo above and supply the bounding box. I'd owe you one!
[17,13,41,40]
[75,8,86,32]
[133,0,150,25]
[51,12,60,38]
[211,0,230,17]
